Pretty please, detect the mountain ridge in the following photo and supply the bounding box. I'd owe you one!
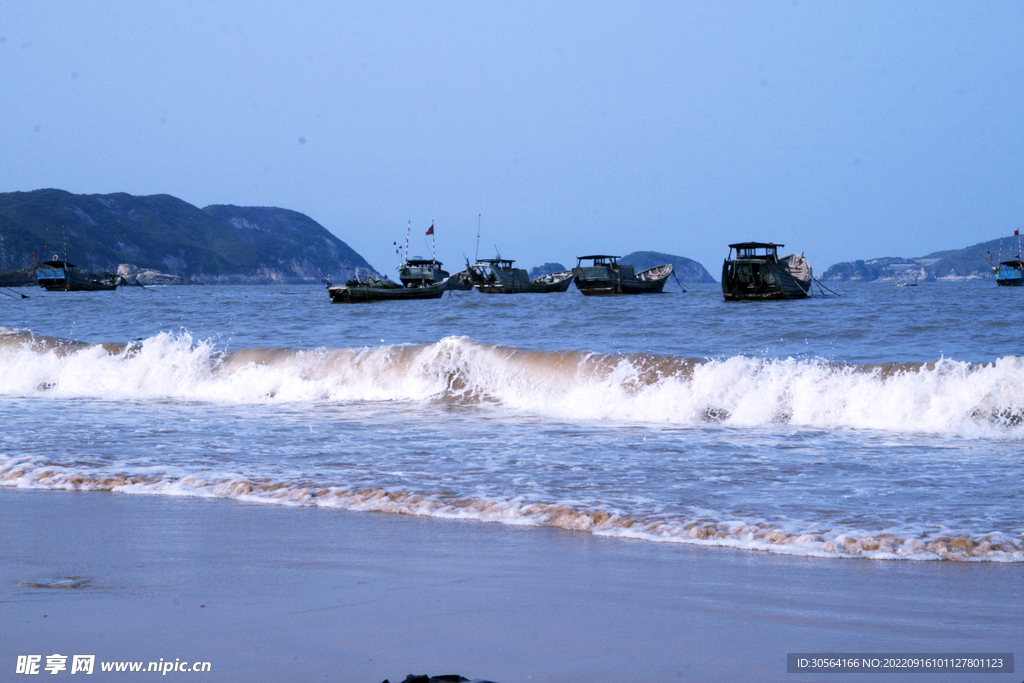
[0,189,376,284]
[821,236,1017,282]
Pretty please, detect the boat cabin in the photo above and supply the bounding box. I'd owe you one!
[727,243,781,262]
[478,258,516,270]
[996,259,1023,285]
[399,258,448,286]
[575,255,621,267]
[37,259,76,276]
[36,259,78,285]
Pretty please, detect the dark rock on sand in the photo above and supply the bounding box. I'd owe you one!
[383,675,498,683]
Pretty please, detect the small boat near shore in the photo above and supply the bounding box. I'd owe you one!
[327,276,449,303]
[467,259,573,293]
[571,255,672,295]
[721,243,811,301]
[36,258,117,291]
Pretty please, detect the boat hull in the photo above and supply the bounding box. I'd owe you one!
[327,279,448,303]
[476,271,573,294]
[467,260,574,294]
[572,264,671,296]
[37,268,117,291]
[721,260,810,300]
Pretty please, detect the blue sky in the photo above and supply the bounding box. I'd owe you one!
[3,1,1022,277]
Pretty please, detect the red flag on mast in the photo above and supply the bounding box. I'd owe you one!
[1016,229,1020,236]
[425,223,434,236]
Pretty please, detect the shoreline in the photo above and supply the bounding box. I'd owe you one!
[2,488,1020,682]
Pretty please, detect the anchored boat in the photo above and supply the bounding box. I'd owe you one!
[995,259,1023,286]
[721,243,811,301]
[571,255,672,295]
[36,258,117,291]
[467,259,573,293]
[327,276,449,303]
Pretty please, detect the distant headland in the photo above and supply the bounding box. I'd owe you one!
[0,189,376,285]
[820,236,1017,282]
[0,189,718,286]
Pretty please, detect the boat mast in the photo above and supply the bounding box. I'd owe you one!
[404,221,410,262]
[475,213,481,262]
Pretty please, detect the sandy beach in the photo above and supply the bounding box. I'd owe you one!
[1,488,1019,682]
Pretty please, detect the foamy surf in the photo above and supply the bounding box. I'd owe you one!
[1,328,1023,436]
[1,456,1020,562]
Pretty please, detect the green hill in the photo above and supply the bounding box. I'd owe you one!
[0,189,376,283]
[820,237,1017,282]
[619,251,716,283]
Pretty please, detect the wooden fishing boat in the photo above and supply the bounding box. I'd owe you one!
[995,259,1023,286]
[721,243,811,301]
[327,276,449,303]
[571,255,672,295]
[36,259,117,291]
[467,259,573,293]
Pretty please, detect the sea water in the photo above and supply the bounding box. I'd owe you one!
[1,281,1022,561]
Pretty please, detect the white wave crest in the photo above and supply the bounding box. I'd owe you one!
[1,330,1023,435]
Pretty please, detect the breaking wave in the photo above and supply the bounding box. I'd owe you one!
[1,457,1020,562]
[2,327,1022,436]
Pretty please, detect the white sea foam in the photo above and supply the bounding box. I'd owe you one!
[2,330,1023,435]
[1,455,1020,562]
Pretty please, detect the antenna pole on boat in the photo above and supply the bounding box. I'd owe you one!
[475,214,481,262]
[431,220,436,263]
[404,221,410,261]
[62,224,68,264]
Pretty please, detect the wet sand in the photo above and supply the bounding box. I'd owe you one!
[1,488,1020,682]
